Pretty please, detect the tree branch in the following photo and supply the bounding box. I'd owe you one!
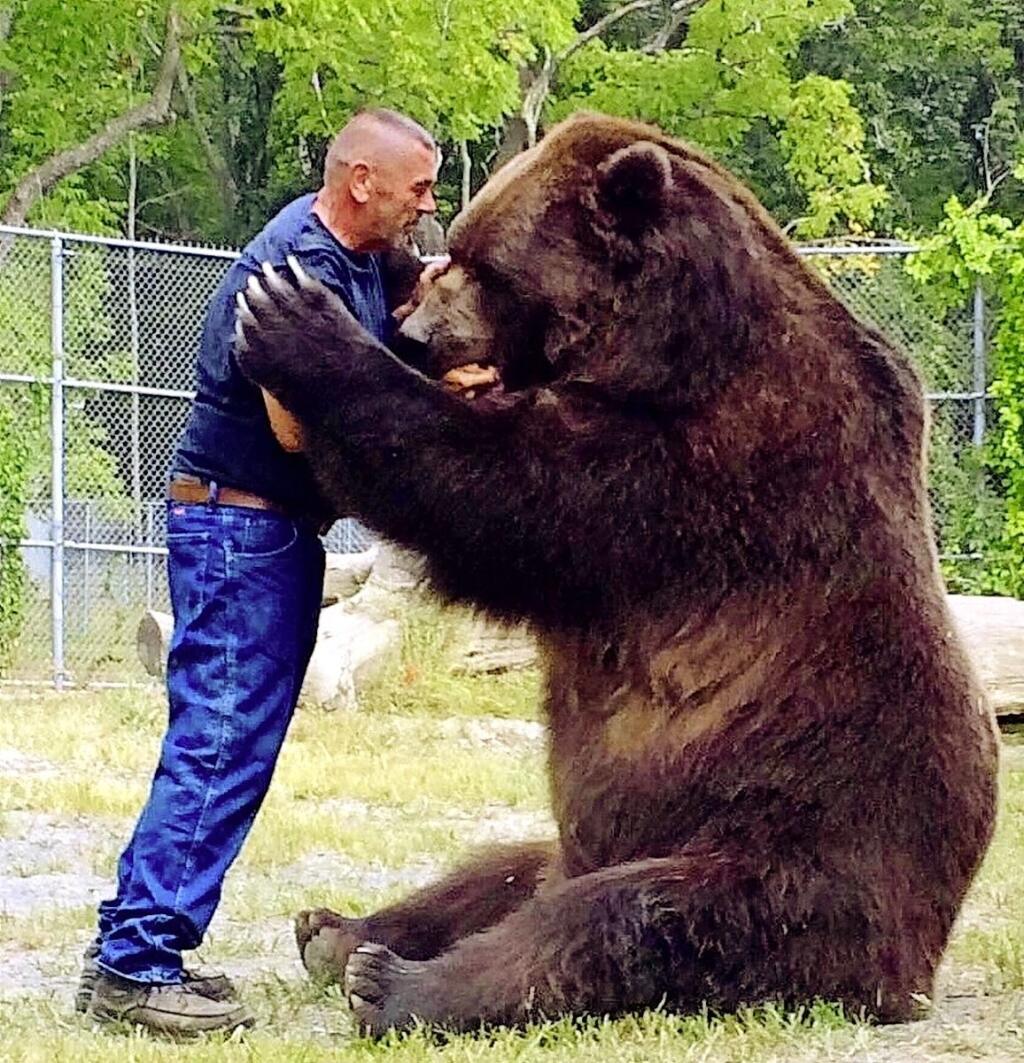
[0,6,14,108]
[518,0,711,147]
[642,0,707,54]
[556,0,659,65]
[176,55,238,217]
[0,4,183,227]
[521,1,660,147]
[460,140,472,212]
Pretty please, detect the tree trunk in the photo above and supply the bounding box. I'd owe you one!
[0,6,14,114]
[176,60,239,220]
[497,0,707,162]
[0,5,183,227]
[460,141,472,211]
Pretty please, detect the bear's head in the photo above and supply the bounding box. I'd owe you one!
[399,112,837,411]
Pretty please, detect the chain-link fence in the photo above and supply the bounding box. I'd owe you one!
[0,227,991,688]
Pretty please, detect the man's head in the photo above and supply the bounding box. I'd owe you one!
[319,108,440,251]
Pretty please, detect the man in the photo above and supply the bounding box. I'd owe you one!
[80,108,442,1035]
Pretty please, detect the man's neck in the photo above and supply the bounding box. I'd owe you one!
[313,190,379,253]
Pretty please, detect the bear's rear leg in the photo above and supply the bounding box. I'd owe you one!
[343,848,924,1035]
[297,841,555,983]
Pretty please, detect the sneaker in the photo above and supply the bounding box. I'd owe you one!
[86,970,254,1036]
[76,943,237,1014]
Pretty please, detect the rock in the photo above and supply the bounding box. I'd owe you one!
[300,604,401,710]
[322,547,377,604]
[346,543,429,616]
[948,595,1024,716]
[452,616,537,674]
[362,543,428,594]
[137,609,173,677]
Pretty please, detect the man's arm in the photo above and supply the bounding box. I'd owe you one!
[262,387,304,452]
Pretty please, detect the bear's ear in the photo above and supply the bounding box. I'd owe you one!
[593,141,672,240]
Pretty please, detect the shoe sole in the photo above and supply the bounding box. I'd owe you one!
[77,963,236,1013]
[87,1000,255,1036]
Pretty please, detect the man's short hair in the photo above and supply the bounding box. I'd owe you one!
[352,108,436,153]
[324,108,437,185]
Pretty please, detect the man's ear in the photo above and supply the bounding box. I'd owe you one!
[349,160,372,204]
[593,141,672,241]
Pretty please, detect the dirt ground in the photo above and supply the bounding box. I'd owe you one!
[1,699,1023,1061]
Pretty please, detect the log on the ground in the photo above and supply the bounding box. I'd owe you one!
[948,594,1024,716]
[137,594,1024,715]
[451,616,537,674]
[300,604,401,710]
[137,609,173,678]
[322,547,377,605]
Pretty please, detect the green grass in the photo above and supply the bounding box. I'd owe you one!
[1,651,1023,1060]
[358,600,542,721]
[945,739,1024,991]
[0,904,99,952]
[0,999,873,1063]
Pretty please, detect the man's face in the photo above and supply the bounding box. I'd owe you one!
[368,140,439,245]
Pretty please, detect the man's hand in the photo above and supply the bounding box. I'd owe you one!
[392,256,450,323]
[441,363,500,399]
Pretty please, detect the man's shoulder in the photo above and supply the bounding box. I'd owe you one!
[245,195,382,277]
[242,194,318,260]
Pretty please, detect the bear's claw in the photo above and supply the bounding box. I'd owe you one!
[344,943,421,1036]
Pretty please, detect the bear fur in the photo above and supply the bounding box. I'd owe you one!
[235,112,999,1035]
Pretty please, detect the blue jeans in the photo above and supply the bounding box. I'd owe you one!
[96,501,325,983]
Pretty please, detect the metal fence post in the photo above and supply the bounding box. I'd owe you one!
[146,501,155,609]
[50,236,66,690]
[973,280,986,447]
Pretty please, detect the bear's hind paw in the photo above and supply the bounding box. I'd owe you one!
[345,943,425,1036]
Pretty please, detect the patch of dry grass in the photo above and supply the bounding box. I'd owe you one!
[0,674,1022,1061]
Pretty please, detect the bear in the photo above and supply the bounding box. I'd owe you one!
[234,112,999,1036]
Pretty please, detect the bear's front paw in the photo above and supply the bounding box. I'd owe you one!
[233,256,363,395]
[345,943,428,1037]
[296,908,368,985]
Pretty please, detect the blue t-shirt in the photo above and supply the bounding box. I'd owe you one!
[171,194,390,516]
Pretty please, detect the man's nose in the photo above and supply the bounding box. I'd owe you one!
[418,189,437,214]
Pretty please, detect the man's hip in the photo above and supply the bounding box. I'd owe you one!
[168,473,331,535]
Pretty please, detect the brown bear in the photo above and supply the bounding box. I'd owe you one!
[235,112,999,1036]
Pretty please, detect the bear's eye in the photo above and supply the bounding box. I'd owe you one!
[468,259,508,294]
[472,261,536,318]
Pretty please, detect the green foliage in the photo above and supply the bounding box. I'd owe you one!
[800,0,1024,229]
[907,193,1024,595]
[555,0,850,140]
[0,0,220,233]
[0,0,151,231]
[2,0,1021,242]
[250,0,577,142]
[0,0,904,241]
[780,76,888,237]
[550,0,891,236]
[0,395,30,669]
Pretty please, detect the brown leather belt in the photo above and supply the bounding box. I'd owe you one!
[168,478,286,514]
